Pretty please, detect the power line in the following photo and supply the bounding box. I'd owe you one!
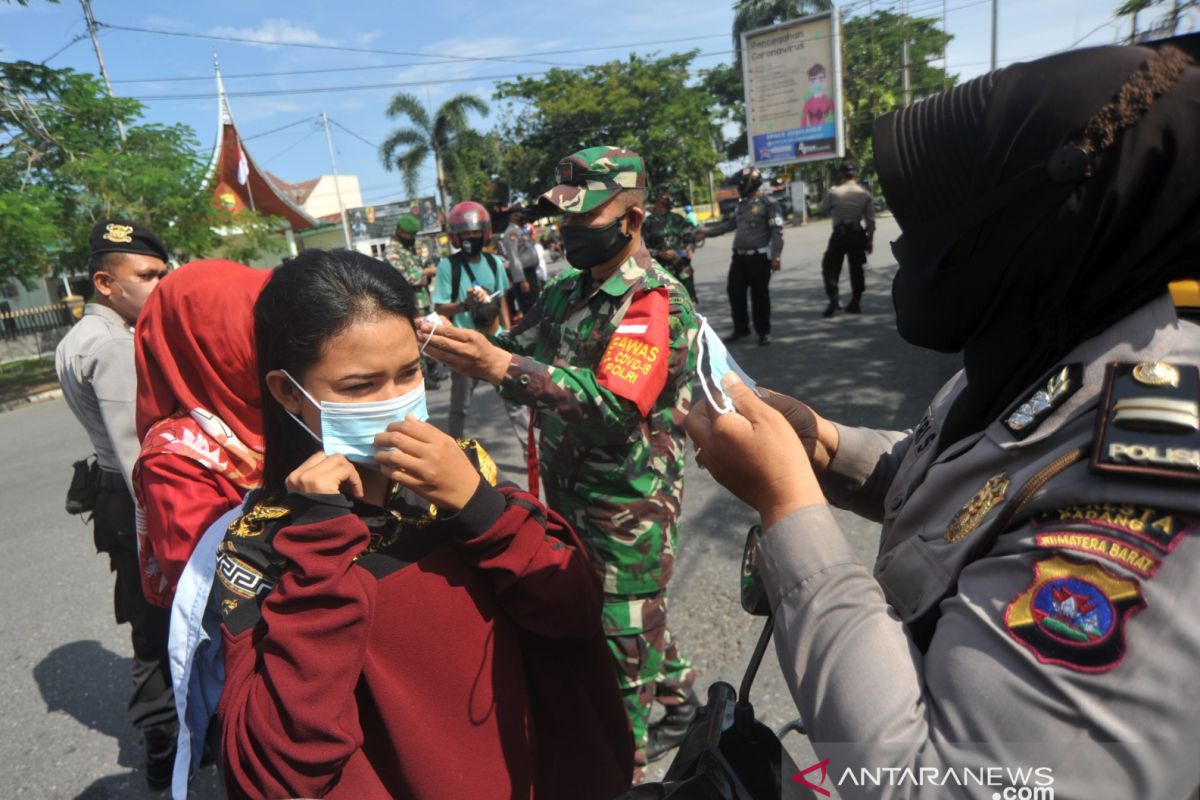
[96,22,595,69]
[123,48,741,103]
[97,21,732,68]
[241,116,317,142]
[41,32,89,65]
[328,119,381,150]
[259,128,320,163]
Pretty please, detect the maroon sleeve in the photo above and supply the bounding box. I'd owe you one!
[219,498,387,799]
[137,454,241,607]
[445,480,603,638]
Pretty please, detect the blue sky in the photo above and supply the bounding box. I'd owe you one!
[5,0,1127,207]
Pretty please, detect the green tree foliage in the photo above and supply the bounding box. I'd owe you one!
[494,52,722,199]
[378,91,488,214]
[0,60,281,285]
[441,128,507,206]
[841,10,954,170]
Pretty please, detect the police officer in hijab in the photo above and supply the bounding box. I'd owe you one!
[687,43,1200,797]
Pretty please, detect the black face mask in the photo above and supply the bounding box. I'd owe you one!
[562,216,631,270]
[459,236,483,256]
[397,236,416,252]
[738,179,762,197]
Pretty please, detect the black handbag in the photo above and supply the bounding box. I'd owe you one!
[65,454,101,516]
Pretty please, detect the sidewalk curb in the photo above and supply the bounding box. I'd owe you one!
[0,387,62,414]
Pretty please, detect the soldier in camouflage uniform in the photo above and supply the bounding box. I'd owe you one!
[642,190,697,301]
[386,214,447,387]
[419,147,701,775]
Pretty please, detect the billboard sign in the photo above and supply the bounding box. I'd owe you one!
[347,196,440,241]
[741,11,844,167]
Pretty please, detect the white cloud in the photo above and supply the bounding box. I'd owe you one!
[209,19,333,49]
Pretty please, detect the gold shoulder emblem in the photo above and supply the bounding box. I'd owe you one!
[102,223,134,244]
[1132,361,1180,388]
[946,473,1011,543]
[227,504,291,539]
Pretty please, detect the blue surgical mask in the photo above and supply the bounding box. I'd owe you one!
[695,313,759,414]
[282,370,429,466]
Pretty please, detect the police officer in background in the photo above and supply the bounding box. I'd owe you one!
[694,166,784,345]
[686,43,1200,797]
[55,220,175,790]
[497,203,542,318]
[819,160,875,317]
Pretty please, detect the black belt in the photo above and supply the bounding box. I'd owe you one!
[98,469,126,490]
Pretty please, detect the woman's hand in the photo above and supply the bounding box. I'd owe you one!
[373,416,481,513]
[685,373,826,530]
[760,389,840,473]
[285,452,364,499]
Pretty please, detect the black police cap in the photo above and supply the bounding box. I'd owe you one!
[89,219,168,262]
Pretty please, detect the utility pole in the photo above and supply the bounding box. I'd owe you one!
[902,37,912,106]
[79,0,125,143]
[321,112,353,249]
[900,0,912,106]
[990,0,998,71]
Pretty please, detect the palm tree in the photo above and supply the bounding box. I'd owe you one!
[379,92,488,216]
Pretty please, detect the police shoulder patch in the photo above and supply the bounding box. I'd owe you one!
[1005,554,1145,673]
[1092,361,1200,482]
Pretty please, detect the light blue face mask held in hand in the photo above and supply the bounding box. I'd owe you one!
[695,312,760,414]
[282,370,429,466]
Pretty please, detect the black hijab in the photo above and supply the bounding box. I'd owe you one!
[874,44,1200,451]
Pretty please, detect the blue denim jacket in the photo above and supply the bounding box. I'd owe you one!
[168,501,244,799]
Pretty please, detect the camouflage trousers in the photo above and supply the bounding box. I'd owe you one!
[604,591,697,767]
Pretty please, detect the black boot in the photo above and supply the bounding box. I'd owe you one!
[846,295,862,314]
[646,689,701,763]
[143,724,177,791]
[822,300,839,318]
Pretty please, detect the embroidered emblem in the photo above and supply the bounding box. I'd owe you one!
[227,504,290,538]
[1034,531,1161,578]
[1031,504,1193,553]
[945,473,1010,543]
[221,598,240,616]
[1005,555,1145,672]
[1132,361,1180,388]
[102,223,134,244]
[1005,365,1079,435]
[216,551,275,599]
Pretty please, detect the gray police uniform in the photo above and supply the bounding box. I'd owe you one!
[704,192,784,338]
[819,182,875,307]
[758,293,1200,798]
[55,303,176,734]
[499,221,541,314]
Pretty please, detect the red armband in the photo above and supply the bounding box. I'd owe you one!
[596,287,670,417]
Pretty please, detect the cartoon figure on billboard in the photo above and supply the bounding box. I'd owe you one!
[801,63,835,127]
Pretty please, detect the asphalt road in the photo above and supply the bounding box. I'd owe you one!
[0,216,960,798]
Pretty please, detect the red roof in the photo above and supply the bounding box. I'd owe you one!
[210,123,317,230]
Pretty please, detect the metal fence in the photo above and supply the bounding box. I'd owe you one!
[0,303,74,341]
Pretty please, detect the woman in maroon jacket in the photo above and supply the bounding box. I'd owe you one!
[216,249,632,799]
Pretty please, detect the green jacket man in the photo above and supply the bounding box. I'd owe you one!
[418,146,701,774]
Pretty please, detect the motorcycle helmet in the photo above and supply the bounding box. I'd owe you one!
[447,201,492,246]
[734,166,763,197]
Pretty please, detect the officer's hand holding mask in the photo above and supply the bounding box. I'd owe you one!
[684,373,825,529]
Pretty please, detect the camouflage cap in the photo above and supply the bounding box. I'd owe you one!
[537,146,647,215]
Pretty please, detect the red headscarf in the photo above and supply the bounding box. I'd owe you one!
[135,259,270,489]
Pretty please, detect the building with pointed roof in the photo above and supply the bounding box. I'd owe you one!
[204,56,353,262]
